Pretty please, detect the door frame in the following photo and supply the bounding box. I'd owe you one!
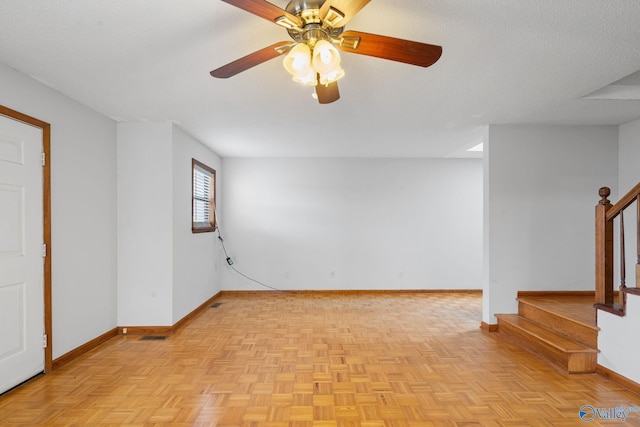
[0,105,52,373]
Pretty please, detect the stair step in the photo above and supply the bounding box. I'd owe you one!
[517,298,598,348]
[496,314,598,374]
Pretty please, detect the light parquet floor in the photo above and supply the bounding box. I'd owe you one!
[1,291,639,426]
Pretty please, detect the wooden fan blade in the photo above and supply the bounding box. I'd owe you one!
[338,30,442,68]
[319,0,370,28]
[221,0,302,28]
[316,81,340,104]
[210,41,292,78]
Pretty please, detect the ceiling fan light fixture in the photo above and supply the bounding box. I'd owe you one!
[212,0,443,104]
[312,40,341,73]
[283,43,316,85]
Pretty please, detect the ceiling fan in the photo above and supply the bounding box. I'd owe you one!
[210,0,442,104]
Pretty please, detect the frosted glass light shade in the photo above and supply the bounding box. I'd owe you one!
[312,40,344,84]
[283,43,316,85]
[312,40,341,74]
[318,67,345,85]
[293,69,318,85]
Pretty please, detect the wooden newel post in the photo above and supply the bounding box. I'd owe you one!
[595,187,614,305]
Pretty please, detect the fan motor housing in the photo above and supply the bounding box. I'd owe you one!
[285,0,344,43]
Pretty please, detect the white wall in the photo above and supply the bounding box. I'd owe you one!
[483,125,618,323]
[0,62,117,358]
[117,122,174,326]
[172,126,223,323]
[117,122,223,326]
[619,118,640,191]
[221,158,483,291]
[598,294,640,384]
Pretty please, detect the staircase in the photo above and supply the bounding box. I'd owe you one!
[496,292,599,374]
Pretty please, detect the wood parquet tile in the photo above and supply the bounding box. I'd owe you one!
[1,291,639,426]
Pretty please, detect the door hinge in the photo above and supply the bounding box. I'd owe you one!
[42,152,45,166]
[43,334,48,348]
[42,243,47,258]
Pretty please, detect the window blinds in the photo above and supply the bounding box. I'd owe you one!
[193,164,212,227]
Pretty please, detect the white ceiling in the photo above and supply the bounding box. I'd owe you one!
[1,0,640,158]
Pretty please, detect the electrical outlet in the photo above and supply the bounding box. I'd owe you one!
[123,328,128,334]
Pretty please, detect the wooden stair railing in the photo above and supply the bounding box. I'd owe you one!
[595,183,640,315]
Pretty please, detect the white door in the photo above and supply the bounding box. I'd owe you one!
[0,114,44,394]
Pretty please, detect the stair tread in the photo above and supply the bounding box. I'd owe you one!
[496,314,598,353]
[516,297,598,329]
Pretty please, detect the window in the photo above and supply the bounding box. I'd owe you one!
[192,158,216,233]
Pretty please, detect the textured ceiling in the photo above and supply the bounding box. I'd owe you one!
[1,0,640,158]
